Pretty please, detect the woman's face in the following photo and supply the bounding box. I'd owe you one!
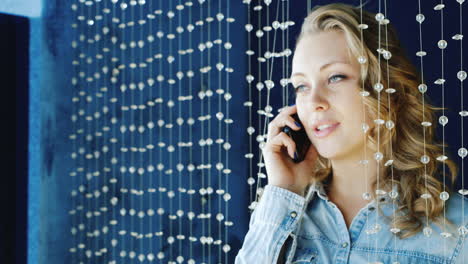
[291,30,374,160]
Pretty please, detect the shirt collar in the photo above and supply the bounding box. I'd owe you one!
[304,178,400,206]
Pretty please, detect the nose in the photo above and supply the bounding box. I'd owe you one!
[306,84,329,112]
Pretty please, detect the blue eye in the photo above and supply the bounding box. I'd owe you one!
[294,85,307,92]
[329,74,346,83]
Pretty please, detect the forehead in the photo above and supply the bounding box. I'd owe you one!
[292,31,353,72]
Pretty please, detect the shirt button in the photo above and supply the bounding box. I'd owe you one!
[368,206,375,211]
[290,211,297,218]
[341,242,348,248]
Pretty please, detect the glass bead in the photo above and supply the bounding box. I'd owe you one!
[176,256,184,263]
[421,193,432,199]
[416,51,427,57]
[224,42,232,50]
[385,120,395,130]
[280,78,289,87]
[359,159,369,165]
[272,21,281,30]
[374,152,383,161]
[375,189,386,195]
[385,88,396,93]
[216,112,224,120]
[440,232,452,238]
[418,83,427,93]
[458,148,467,158]
[256,82,264,91]
[436,155,448,161]
[457,70,467,81]
[265,80,275,89]
[439,191,449,201]
[365,223,381,234]
[434,78,445,85]
[389,190,399,199]
[416,13,425,23]
[384,159,393,166]
[362,192,371,200]
[437,40,447,49]
[157,252,165,259]
[423,226,433,237]
[246,74,254,83]
[247,177,255,185]
[457,0,466,4]
[362,123,369,133]
[434,4,445,10]
[458,225,468,236]
[420,155,430,164]
[439,116,448,126]
[390,227,401,234]
[374,83,384,92]
[256,30,264,38]
[248,201,258,210]
[360,91,370,97]
[223,193,231,201]
[460,111,468,117]
[375,13,385,22]
[216,213,224,221]
[223,244,231,253]
[453,34,464,40]
[358,23,368,29]
[459,189,468,195]
[383,51,392,60]
[421,121,431,127]
[374,119,385,125]
[358,56,367,64]
[223,142,231,150]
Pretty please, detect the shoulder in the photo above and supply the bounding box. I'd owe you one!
[444,190,468,224]
[424,191,468,263]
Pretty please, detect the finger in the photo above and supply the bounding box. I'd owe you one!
[267,113,302,142]
[277,104,297,115]
[263,131,297,159]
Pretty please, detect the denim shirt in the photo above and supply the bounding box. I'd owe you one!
[235,181,468,264]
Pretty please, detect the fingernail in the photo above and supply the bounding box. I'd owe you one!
[294,121,301,128]
[294,151,298,160]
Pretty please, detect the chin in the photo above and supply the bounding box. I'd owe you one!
[315,145,341,160]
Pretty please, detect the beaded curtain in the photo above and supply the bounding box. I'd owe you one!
[35,0,466,263]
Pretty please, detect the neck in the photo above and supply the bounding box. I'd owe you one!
[326,149,382,202]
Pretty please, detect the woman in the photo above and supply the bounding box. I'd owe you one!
[235,3,467,264]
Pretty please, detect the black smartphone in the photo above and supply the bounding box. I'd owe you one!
[281,113,312,163]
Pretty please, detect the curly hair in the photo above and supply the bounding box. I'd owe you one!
[296,3,459,239]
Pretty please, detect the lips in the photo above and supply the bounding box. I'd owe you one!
[312,122,340,138]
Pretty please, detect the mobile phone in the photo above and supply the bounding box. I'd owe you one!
[281,113,312,163]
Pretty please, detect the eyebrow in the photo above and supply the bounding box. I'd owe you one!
[291,61,350,79]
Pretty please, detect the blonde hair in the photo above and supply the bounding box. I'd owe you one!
[298,3,459,239]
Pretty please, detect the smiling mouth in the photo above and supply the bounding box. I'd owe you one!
[313,123,340,138]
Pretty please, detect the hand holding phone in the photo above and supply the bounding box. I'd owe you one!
[281,113,312,163]
[262,105,318,196]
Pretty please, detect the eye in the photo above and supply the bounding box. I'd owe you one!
[328,74,347,84]
[294,85,307,93]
